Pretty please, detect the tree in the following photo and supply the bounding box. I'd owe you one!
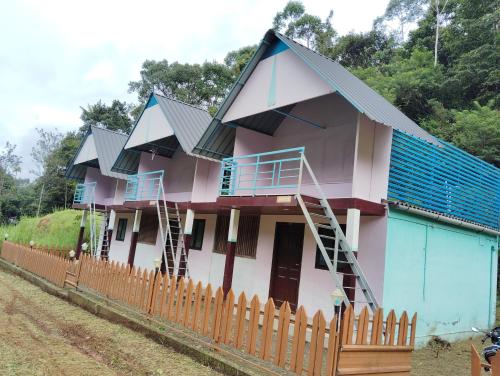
[272,1,336,54]
[0,143,23,223]
[448,103,499,166]
[331,31,396,68]
[129,60,233,116]
[80,100,133,134]
[31,132,80,216]
[382,0,426,42]
[0,142,21,177]
[30,128,64,216]
[224,45,257,76]
[353,48,445,121]
[431,0,451,66]
[30,128,63,178]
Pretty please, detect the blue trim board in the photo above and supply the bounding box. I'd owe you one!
[146,95,158,108]
[261,39,289,60]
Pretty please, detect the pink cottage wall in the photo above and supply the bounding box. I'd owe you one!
[184,213,386,318]
[191,93,360,202]
[137,150,196,202]
[84,167,116,206]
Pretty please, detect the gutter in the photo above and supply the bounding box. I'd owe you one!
[390,203,500,237]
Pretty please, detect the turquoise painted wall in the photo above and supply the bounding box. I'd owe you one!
[383,209,498,346]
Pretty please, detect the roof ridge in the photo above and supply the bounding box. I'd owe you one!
[154,93,212,116]
[91,125,129,137]
[274,30,345,70]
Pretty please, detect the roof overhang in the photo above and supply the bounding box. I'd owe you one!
[193,29,440,161]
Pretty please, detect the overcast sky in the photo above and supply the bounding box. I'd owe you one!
[0,0,390,179]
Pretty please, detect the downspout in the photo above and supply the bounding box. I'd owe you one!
[391,203,500,237]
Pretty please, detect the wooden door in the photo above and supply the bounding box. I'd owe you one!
[269,222,305,311]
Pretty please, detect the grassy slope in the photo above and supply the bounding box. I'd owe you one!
[0,209,89,251]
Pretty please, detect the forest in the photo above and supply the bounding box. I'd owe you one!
[0,0,498,223]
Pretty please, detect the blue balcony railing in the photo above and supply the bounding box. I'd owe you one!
[219,147,305,196]
[124,170,165,201]
[389,130,500,229]
[73,182,96,205]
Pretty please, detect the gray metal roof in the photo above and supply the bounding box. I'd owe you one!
[111,94,212,174]
[91,126,129,179]
[193,29,439,160]
[66,126,128,180]
[155,94,212,154]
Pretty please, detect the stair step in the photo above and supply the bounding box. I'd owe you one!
[309,212,330,220]
[315,223,333,230]
[319,234,336,240]
[304,201,325,209]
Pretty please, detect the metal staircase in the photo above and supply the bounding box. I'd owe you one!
[97,211,110,260]
[74,182,98,256]
[126,170,190,276]
[296,155,379,312]
[219,147,379,312]
[160,202,189,277]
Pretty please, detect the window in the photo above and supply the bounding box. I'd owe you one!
[137,213,159,245]
[190,219,205,250]
[213,215,260,258]
[115,218,127,241]
[213,216,229,253]
[315,224,348,271]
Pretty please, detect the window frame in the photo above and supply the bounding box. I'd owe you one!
[213,214,260,259]
[190,219,206,250]
[137,213,159,245]
[115,218,127,242]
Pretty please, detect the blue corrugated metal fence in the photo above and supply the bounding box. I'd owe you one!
[389,130,500,229]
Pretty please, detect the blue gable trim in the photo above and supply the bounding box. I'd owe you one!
[261,39,289,60]
[146,95,158,108]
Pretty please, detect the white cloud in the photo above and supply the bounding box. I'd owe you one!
[0,0,390,179]
[31,105,80,127]
[85,61,115,83]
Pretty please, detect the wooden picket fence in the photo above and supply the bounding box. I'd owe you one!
[1,242,417,375]
[471,345,500,375]
[1,241,71,287]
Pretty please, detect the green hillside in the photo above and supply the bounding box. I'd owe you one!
[0,209,94,251]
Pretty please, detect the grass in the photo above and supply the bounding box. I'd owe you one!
[0,268,222,376]
[0,209,96,251]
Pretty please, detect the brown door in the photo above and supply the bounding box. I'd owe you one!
[269,222,305,311]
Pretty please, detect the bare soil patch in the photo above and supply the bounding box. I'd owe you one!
[0,269,222,376]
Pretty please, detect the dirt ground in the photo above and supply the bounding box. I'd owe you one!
[0,267,493,376]
[0,270,222,376]
[412,335,486,376]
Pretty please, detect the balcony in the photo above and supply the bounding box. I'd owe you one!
[73,182,96,205]
[219,147,304,196]
[124,170,165,201]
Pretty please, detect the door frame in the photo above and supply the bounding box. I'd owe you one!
[268,221,305,309]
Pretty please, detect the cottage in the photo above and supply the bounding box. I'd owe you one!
[67,29,500,345]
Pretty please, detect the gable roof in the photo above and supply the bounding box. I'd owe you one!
[66,126,128,181]
[193,29,439,160]
[111,94,212,174]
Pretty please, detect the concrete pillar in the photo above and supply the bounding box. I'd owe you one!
[179,209,194,277]
[223,209,240,297]
[346,208,360,252]
[345,208,361,304]
[75,209,87,259]
[106,210,116,251]
[128,209,142,266]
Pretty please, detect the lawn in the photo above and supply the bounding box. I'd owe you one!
[0,269,221,376]
[0,209,95,252]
